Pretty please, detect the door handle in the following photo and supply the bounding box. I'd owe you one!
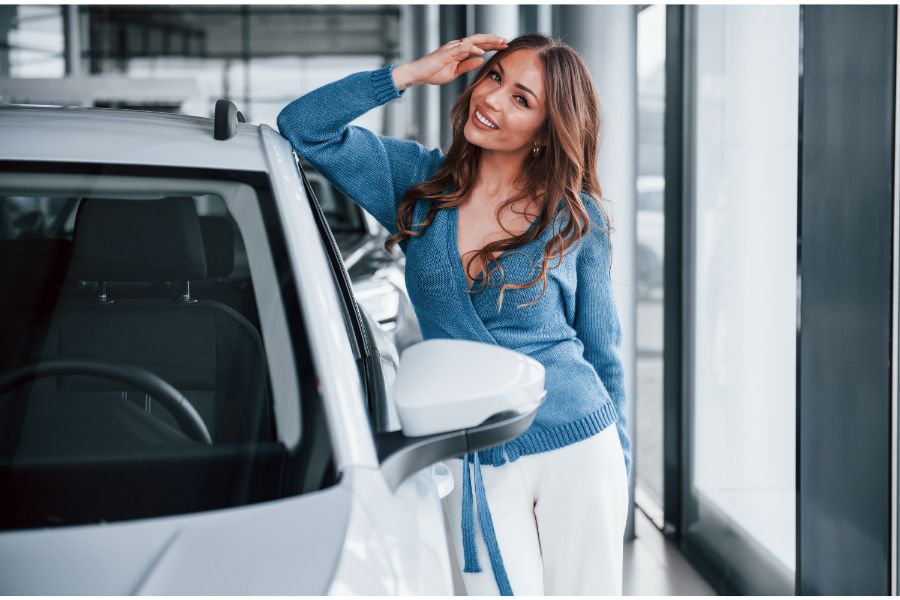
[432,461,454,499]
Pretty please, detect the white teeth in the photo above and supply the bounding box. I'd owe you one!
[475,109,498,129]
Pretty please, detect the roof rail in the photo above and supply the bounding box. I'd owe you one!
[213,99,246,141]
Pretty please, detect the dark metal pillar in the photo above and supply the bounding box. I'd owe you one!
[0,5,15,76]
[662,4,685,540]
[63,5,82,76]
[797,5,897,594]
[410,4,440,148]
[439,4,468,149]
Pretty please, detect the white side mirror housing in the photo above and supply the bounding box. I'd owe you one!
[393,339,545,437]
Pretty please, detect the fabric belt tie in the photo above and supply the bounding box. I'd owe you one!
[460,450,514,595]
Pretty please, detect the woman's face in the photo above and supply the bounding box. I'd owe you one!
[464,48,547,156]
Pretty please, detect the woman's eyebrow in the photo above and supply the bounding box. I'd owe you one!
[496,61,540,103]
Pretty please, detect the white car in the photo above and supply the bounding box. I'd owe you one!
[0,101,545,594]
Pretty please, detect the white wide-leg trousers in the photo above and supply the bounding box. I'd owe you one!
[444,423,630,596]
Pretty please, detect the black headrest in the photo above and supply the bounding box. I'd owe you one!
[71,197,207,282]
[198,216,234,278]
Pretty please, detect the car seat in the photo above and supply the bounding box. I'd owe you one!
[14,197,272,444]
[193,215,261,331]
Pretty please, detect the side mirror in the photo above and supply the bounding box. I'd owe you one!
[395,339,544,435]
[375,339,545,490]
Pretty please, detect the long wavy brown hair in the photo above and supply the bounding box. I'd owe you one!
[384,33,613,310]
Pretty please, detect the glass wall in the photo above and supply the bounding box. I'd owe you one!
[635,4,666,520]
[0,6,392,132]
[127,54,387,129]
[685,5,798,594]
[245,55,386,128]
[1,5,64,78]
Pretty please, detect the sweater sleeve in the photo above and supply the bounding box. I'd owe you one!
[572,195,632,481]
[276,64,444,235]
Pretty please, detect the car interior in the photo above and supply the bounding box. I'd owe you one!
[0,191,308,530]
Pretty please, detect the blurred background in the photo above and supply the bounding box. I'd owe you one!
[0,3,896,595]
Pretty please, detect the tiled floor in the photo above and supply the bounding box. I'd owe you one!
[624,508,717,596]
[443,500,716,595]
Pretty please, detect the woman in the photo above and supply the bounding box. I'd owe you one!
[278,33,631,596]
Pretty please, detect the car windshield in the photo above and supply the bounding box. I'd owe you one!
[0,163,327,531]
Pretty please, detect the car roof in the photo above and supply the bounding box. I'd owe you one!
[0,105,268,172]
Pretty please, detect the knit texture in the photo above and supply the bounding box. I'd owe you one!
[278,64,631,595]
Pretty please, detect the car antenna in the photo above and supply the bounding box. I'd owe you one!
[213,99,245,141]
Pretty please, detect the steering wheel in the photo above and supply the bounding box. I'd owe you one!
[0,359,212,444]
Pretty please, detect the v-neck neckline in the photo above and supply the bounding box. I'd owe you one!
[448,205,540,292]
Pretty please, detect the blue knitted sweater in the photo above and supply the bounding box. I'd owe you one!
[277,64,631,596]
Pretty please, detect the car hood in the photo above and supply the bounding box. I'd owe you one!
[0,485,351,594]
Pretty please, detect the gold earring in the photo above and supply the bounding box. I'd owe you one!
[532,143,540,157]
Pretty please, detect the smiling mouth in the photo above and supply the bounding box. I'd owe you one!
[474,108,499,130]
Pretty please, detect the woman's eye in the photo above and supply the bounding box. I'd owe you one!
[488,71,528,107]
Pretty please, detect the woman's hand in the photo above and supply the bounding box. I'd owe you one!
[392,34,510,90]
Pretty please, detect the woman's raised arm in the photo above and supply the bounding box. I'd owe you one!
[276,65,440,234]
[276,35,508,235]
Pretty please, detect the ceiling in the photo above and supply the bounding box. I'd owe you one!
[82,5,403,60]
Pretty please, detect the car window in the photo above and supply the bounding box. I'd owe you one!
[301,164,365,235]
[0,164,333,531]
[0,195,75,240]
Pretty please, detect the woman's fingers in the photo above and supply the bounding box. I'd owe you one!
[455,56,485,76]
[414,34,508,85]
[450,43,485,57]
[448,40,506,61]
[446,34,508,55]
[465,33,508,45]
